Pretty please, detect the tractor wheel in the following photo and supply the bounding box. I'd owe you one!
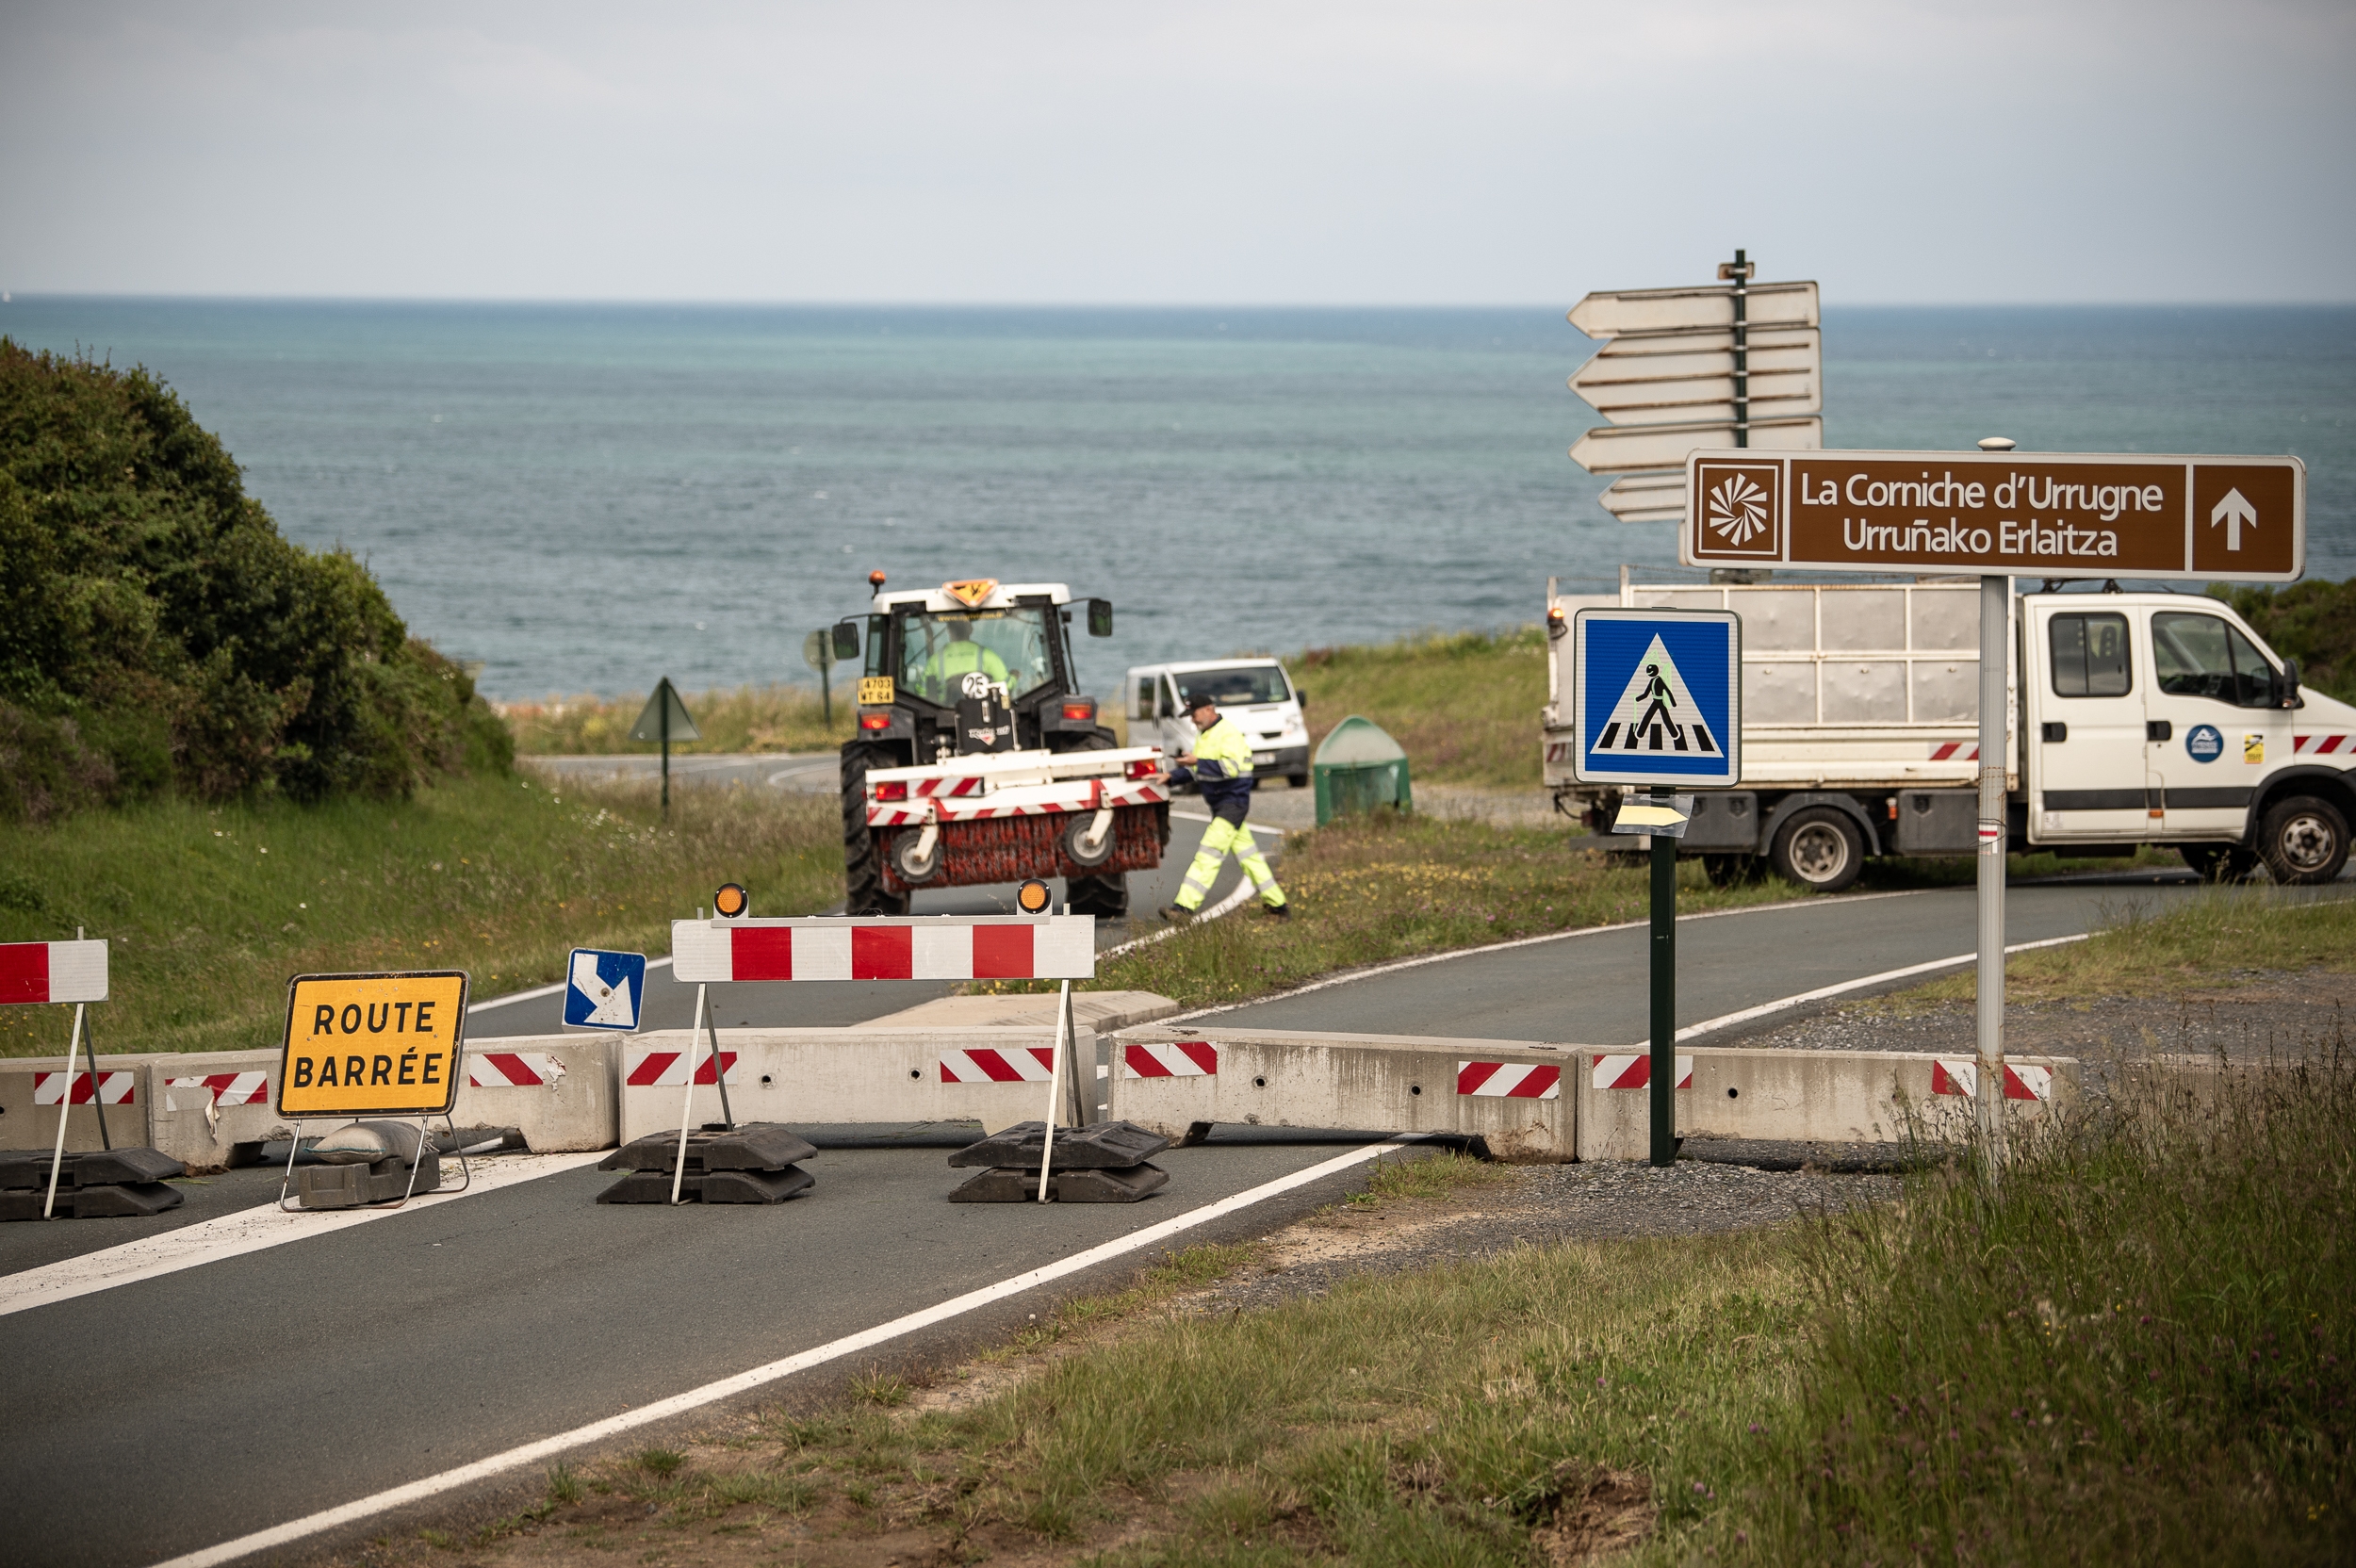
[841,743,909,915]
[2255,795,2350,886]
[1058,727,1130,919]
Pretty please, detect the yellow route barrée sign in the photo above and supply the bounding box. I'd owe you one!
[276,972,470,1118]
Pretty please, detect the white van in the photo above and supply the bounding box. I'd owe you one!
[1126,659,1312,787]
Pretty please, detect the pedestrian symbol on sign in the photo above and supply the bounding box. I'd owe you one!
[564,949,647,1032]
[1595,638,1719,757]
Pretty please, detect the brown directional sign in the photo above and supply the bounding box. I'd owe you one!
[1682,449,2304,581]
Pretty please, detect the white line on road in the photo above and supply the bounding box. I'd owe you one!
[0,1152,613,1320]
[1161,887,1934,1024]
[1662,933,2088,1046]
[148,1135,1420,1568]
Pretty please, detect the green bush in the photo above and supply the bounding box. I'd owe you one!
[0,339,509,820]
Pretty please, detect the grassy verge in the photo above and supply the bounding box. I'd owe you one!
[501,682,852,755]
[0,773,839,1057]
[1289,628,1548,788]
[442,1054,2351,1567]
[1882,887,2356,1010]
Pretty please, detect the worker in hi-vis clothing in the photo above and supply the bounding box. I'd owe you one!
[1161,694,1288,922]
[924,618,1010,700]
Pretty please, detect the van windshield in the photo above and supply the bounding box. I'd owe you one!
[1176,665,1292,707]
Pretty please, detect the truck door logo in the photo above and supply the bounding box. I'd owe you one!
[2185,724,2223,763]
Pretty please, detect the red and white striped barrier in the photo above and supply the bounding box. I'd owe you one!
[35,1070,137,1105]
[1590,1053,1693,1090]
[163,1071,269,1108]
[672,917,1093,983]
[1931,1059,2053,1102]
[1121,1040,1219,1079]
[1457,1061,1561,1099]
[624,1048,740,1087]
[867,775,1168,827]
[0,939,108,1005]
[2294,732,2352,756]
[940,1046,1057,1084]
[1927,742,1980,762]
[467,1052,567,1088]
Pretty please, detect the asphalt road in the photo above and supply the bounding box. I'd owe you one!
[9,838,2348,1566]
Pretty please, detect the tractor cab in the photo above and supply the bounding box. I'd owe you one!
[837,578,1117,763]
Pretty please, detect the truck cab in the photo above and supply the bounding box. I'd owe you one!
[1543,573,2353,890]
[1125,658,1311,788]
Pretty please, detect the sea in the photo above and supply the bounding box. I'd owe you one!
[6,299,2350,705]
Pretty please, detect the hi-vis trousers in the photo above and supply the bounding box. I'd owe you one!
[1173,814,1286,910]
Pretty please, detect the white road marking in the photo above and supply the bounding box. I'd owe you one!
[1663,933,2088,1046]
[0,1152,612,1319]
[1162,887,1933,1023]
[147,1135,1420,1568]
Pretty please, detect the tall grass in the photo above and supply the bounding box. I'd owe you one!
[0,772,840,1057]
[1290,628,1549,788]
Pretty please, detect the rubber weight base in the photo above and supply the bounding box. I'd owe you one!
[0,1182,187,1220]
[597,1165,816,1204]
[947,1162,1168,1203]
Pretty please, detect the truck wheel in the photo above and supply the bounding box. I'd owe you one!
[1770,808,1863,893]
[2178,842,2259,884]
[2256,795,2349,885]
[1056,727,1131,917]
[841,743,909,915]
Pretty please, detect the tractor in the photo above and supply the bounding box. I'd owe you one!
[831,575,1170,917]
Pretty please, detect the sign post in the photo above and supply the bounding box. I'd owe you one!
[1682,442,2307,1170]
[629,678,701,818]
[803,630,837,728]
[1570,609,1742,1167]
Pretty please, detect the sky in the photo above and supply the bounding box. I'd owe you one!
[2,0,2351,304]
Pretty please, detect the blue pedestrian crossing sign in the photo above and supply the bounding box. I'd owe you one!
[1571,608,1742,789]
[564,948,646,1031]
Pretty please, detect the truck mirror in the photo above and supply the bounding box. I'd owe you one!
[1088,598,1115,637]
[831,621,860,661]
[2282,657,2301,708]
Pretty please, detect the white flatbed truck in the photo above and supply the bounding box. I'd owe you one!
[1543,572,2356,890]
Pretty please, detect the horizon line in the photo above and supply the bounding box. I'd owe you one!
[7,292,2356,312]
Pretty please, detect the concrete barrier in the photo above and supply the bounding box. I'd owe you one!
[453,1037,622,1152]
[1108,1027,1577,1162]
[1577,1046,2080,1160]
[0,1054,165,1157]
[618,1026,1091,1143]
[144,1051,279,1168]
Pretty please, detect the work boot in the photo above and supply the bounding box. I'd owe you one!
[1158,904,1195,924]
[1258,901,1292,920]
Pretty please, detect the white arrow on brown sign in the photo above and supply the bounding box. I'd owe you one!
[1571,416,1824,476]
[1596,472,1690,523]
[1567,281,1819,339]
[1570,323,1822,426]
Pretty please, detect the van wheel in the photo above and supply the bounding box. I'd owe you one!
[1770,808,1863,893]
[2256,795,2349,885]
[2178,842,2259,884]
[1288,773,1309,790]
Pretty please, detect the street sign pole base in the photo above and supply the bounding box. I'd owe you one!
[1649,784,1677,1169]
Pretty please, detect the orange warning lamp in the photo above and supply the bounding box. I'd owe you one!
[1015,879,1054,915]
[713,883,750,919]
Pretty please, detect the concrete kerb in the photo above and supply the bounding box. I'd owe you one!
[1110,1025,2085,1164]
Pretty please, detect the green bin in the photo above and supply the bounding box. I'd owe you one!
[1312,716,1412,826]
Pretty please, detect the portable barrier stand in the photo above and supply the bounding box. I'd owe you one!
[0,932,190,1220]
[664,880,1114,1204]
[273,971,475,1212]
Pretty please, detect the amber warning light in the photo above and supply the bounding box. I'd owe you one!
[1015,878,1054,915]
[712,883,749,919]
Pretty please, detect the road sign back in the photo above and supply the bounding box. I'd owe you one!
[565,949,646,1031]
[278,972,469,1118]
[1572,610,1742,789]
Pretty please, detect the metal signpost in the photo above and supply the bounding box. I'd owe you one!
[1570,609,1742,1168]
[1568,252,1824,523]
[629,678,701,817]
[1682,444,2307,1168]
[803,629,838,727]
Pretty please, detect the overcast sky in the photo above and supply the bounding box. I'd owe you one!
[4,1,2350,304]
